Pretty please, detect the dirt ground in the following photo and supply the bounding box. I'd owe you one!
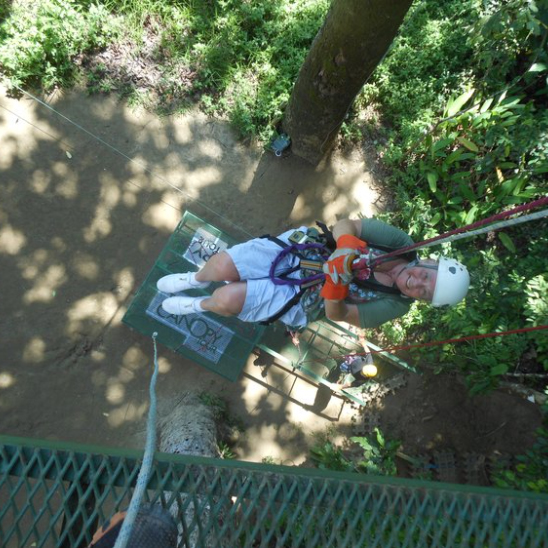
[0,84,542,481]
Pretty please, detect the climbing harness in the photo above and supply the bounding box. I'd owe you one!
[268,241,330,287]
[257,226,334,325]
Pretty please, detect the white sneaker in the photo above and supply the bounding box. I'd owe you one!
[161,296,206,316]
[156,272,210,293]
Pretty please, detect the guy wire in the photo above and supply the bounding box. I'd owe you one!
[0,76,254,239]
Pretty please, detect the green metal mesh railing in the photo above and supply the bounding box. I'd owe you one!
[2,435,548,548]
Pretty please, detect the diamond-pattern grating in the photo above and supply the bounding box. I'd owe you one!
[1,436,548,547]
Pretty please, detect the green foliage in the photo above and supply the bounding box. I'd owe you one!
[362,0,548,156]
[412,91,546,226]
[351,428,401,476]
[368,0,548,393]
[359,0,476,148]
[524,274,548,364]
[0,0,329,138]
[261,455,283,465]
[310,440,353,472]
[217,440,236,460]
[0,0,122,90]
[170,0,330,141]
[492,407,548,494]
[310,428,401,476]
[470,0,548,91]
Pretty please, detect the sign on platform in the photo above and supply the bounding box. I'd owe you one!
[146,292,233,364]
[183,227,228,268]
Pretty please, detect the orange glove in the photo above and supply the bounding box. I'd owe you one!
[320,278,349,300]
[323,253,356,285]
[336,234,367,250]
[323,235,368,284]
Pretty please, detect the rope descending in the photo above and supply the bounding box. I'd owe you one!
[114,332,160,548]
[372,195,548,264]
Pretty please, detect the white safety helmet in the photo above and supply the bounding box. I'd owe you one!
[431,257,470,307]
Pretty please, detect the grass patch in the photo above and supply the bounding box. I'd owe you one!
[0,0,122,89]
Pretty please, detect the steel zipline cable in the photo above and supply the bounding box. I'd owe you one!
[0,76,255,240]
[373,195,548,263]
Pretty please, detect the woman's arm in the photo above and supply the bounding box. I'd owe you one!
[323,219,364,328]
[324,300,361,327]
[331,218,362,240]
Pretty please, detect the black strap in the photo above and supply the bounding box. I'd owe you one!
[352,277,405,296]
[315,221,336,251]
[259,288,308,326]
[261,234,288,249]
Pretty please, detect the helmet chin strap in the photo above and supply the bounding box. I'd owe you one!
[406,259,439,272]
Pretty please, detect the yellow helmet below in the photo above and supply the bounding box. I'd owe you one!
[361,364,378,377]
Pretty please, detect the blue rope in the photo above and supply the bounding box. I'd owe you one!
[113,332,160,548]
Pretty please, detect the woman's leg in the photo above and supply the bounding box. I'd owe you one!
[199,281,246,316]
[160,281,246,317]
[157,251,240,293]
[195,251,240,283]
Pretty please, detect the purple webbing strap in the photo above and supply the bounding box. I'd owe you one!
[269,242,330,286]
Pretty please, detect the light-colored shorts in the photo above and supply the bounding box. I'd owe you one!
[226,227,308,327]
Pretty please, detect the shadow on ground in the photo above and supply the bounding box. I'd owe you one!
[0,85,378,462]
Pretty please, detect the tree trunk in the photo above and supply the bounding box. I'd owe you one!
[283,0,414,165]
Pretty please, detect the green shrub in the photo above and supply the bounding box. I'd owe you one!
[359,0,476,148]
[0,0,122,90]
[470,0,548,91]
[180,0,329,140]
[97,0,329,137]
[367,0,548,393]
[310,428,401,476]
[493,407,548,494]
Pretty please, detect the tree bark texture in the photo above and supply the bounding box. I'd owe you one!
[283,0,414,165]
